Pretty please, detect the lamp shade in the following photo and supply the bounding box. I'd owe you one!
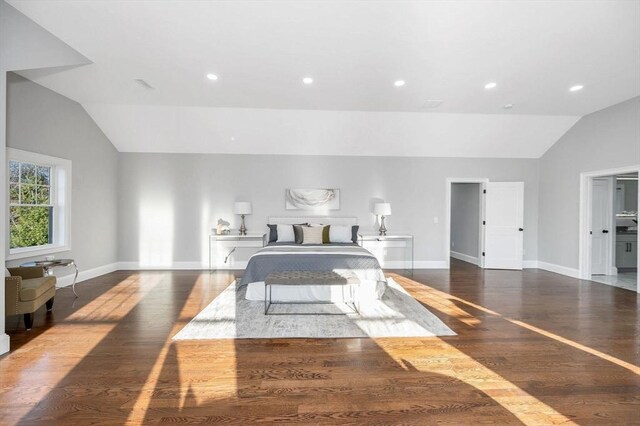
[373,202,391,216]
[234,202,252,215]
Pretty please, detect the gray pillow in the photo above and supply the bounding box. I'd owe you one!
[351,225,359,243]
[293,224,306,244]
[267,223,309,243]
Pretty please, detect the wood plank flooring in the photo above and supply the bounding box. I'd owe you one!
[1,260,638,425]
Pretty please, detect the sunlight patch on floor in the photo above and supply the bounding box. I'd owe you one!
[393,274,639,376]
[125,274,238,424]
[2,274,163,424]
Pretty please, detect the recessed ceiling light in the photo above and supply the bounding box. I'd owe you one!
[302,77,313,84]
[206,73,218,81]
[484,82,497,89]
[569,85,584,92]
[394,80,406,87]
[503,103,514,109]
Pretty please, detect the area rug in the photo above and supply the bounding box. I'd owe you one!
[173,278,456,339]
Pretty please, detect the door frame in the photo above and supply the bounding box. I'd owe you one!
[579,165,640,293]
[445,178,488,269]
[589,177,615,275]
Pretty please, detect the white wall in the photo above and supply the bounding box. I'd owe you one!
[450,183,480,261]
[118,153,539,267]
[538,97,640,271]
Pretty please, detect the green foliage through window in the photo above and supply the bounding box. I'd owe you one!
[8,160,53,249]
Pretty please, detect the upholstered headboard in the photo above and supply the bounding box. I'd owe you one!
[267,216,358,226]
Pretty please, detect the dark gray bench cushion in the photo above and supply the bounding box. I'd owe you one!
[265,270,360,286]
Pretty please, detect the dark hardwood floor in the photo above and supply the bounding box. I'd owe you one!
[1,260,638,424]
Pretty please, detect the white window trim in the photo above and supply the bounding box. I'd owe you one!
[6,148,72,260]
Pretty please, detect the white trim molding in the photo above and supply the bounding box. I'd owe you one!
[450,251,479,266]
[445,177,489,270]
[117,261,226,270]
[0,333,9,356]
[54,262,119,288]
[6,148,73,260]
[578,164,640,293]
[115,260,450,271]
[537,261,580,279]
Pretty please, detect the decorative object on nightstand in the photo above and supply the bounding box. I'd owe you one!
[234,202,252,235]
[215,218,231,235]
[373,202,392,236]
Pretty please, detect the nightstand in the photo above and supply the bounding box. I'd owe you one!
[358,234,414,271]
[209,233,265,270]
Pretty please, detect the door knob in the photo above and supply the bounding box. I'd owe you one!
[602,230,609,234]
[518,228,524,231]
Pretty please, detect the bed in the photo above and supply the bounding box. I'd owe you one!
[240,216,387,302]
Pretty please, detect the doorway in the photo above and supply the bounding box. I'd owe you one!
[450,182,483,266]
[445,178,525,270]
[579,166,640,293]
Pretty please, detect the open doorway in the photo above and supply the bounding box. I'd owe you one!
[589,173,638,291]
[450,182,483,267]
[580,166,639,293]
[446,178,525,270]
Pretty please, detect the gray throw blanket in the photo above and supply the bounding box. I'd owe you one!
[239,244,387,286]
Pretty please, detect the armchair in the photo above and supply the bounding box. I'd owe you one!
[5,266,56,330]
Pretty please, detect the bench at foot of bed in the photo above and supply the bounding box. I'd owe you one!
[264,270,360,315]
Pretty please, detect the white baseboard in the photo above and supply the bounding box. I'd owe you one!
[116,260,448,271]
[55,262,119,288]
[523,260,539,269]
[116,261,248,270]
[0,333,9,356]
[450,251,479,266]
[536,261,580,279]
[379,260,447,269]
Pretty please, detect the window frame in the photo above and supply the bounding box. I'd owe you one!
[6,148,72,260]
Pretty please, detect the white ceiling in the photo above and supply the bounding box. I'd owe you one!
[82,104,580,158]
[7,0,640,157]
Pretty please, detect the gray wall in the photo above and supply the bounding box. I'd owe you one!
[118,154,539,265]
[6,73,119,270]
[538,96,640,269]
[450,183,480,259]
[1,0,92,353]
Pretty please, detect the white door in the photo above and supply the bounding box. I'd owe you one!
[591,178,612,275]
[484,182,524,270]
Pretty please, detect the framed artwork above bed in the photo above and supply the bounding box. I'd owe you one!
[285,188,340,210]
[268,216,357,226]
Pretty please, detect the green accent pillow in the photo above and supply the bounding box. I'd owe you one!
[322,225,330,244]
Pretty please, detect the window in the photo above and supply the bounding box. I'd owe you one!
[6,148,71,259]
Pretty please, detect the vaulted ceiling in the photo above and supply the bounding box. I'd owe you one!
[8,0,640,157]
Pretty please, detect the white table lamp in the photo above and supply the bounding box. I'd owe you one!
[373,202,392,236]
[234,202,252,235]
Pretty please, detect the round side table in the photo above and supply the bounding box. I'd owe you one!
[19,259,79,297]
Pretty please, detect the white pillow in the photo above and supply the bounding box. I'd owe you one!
[302,226,324,245]
[329,225,352,243]
[276,224,295,242]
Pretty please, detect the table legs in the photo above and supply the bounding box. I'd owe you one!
[70,261,79,298]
